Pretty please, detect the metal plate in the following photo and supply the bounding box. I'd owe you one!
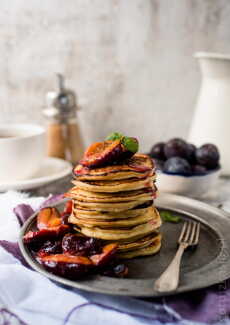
[19,193,230,297]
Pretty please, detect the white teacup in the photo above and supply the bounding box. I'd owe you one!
[0,124,45,182]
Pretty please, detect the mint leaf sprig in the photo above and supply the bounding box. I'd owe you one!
[160,211,181,223]
[106,132,123,141]
[106,132,139,154]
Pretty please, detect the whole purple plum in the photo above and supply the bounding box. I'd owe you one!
[164,138,188,159]
[186,143,196,164]
[196,144,220,169]
[149,142,166,160]
[163,157,191,175]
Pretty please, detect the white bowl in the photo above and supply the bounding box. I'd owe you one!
[0,124,45,181]
[156,169,220,198]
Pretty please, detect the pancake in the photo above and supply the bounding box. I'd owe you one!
[117,235,162,259]
[67,187,157,204]
[68,149,162,260]
[73,204,155,220]
[117,233,162,253]
[69,206,160,228]
[72,175,156,193]
[114,229,160,244]
[74,217,162,240]
[73,154,154,181]
[74,198,155,212]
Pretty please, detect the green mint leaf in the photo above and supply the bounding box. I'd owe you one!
[160,211,181,223]
[122,137,139,153]
[105,133,139,154]
[106,132,123,141]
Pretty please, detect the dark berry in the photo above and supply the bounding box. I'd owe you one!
[149,142,166,160]
[164,138,188,159]
[196,144,220,169]
[192,165,207,175]
[186,143,196,164]
[101,262,128,277]
[163,157,191,175]
[113,264,128,276]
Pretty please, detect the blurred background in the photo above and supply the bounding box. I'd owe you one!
[1,0,230,152]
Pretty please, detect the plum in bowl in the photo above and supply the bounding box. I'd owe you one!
[149,139,221,198]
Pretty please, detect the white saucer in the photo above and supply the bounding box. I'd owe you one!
[0,157,72,191]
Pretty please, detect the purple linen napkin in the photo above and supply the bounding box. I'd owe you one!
[165,283,230,323]
[1,194,64,267]
[0,193,229,324]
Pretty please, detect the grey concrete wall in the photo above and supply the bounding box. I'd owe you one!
[1,0,230,152]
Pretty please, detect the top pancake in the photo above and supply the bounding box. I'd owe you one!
[73,154,154,181]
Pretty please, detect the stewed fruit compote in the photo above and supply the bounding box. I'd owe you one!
[23,201,128,280]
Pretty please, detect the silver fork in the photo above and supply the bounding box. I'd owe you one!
[154,221,200,292]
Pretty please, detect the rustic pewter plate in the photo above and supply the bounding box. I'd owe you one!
[19,193,230,297]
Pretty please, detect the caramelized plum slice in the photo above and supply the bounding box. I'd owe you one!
[37,207,61,230]
[61,213,70,225]
[80,140,126,168]
[37,240,62,258]
[23,225,70,247]
[62,234,102,256]
[63,200,73,215]
[39,254,93,279]
[73,165,90,177]
[84,237,103,255]
[62,233,87,255]
[90,243,117,266]
[61,201,73,225]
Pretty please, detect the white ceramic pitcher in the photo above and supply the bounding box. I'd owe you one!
[188,52,230,175]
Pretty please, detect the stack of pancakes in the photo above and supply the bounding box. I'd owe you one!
[66,154,162,259]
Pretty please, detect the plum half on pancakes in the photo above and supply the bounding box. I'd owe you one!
[66,133,162,259]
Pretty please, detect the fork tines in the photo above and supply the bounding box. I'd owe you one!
[178,221,200,246]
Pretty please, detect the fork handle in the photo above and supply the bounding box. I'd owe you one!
[154,243,187,292]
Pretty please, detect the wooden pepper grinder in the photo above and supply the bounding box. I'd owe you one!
[43,74,84,165]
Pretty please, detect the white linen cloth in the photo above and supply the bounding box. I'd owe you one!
[0,191,205,325]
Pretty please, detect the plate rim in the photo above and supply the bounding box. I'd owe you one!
[19,193,230,297]
[0,157,72,191]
